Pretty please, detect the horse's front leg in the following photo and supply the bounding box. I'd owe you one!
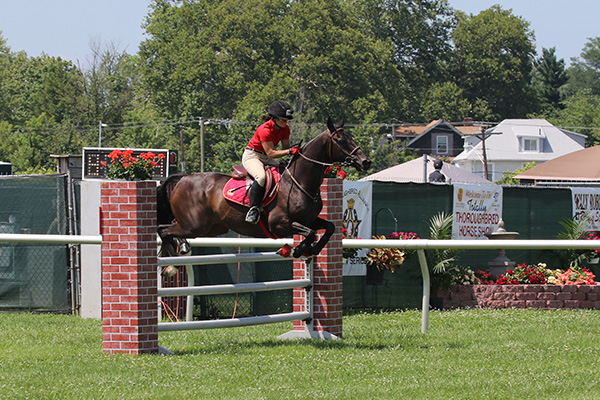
[290,217,335,258]
[308,217,335,255]
[290,221,317,258]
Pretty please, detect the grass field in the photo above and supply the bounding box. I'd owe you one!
[1,309,599,399]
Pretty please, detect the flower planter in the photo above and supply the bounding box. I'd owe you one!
[440,284,600,310]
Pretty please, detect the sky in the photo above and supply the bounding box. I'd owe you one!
[0,0,599,68]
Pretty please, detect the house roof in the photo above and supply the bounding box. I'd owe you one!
[359,157,493,184]
[392,119,470,137]
[453,119,586,163]
[514,146,600,182]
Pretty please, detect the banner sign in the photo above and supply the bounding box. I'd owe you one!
[342,181,372,276]
[452,184,503,239]
[571,188,600,231]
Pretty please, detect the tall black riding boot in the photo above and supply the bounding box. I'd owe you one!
[245,181,266,224]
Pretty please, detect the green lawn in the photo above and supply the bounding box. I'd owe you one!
[1,309,599,399]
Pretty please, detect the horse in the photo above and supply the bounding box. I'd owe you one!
[157,117,371,264]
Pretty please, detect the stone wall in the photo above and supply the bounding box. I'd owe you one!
[441,284,600,310]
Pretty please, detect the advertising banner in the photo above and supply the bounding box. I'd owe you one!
[571,188,600,231]
[452,184,503,239]
[342,181,372,275]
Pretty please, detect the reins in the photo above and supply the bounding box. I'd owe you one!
[282,127,358,202]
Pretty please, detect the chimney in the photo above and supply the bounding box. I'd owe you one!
[463,117,474,126]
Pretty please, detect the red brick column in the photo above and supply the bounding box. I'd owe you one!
[292,178,343,338]
[101,180,158,354]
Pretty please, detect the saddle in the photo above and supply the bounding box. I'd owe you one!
[223,165,281,207]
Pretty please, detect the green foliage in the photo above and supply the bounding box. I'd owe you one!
[565,36,600,97]
[552,89,600,147]
[553,217,596,268]
[533,47,568,111]
[495,161,536,185]
[0,5,598,175]
[425,212,462,292]
[452,5,537,119]
[421,81,471,122]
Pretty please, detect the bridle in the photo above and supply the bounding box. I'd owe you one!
[283,127,361,202]
[296,127,360,167]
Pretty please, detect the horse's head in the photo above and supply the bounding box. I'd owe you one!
[326,117,371,172]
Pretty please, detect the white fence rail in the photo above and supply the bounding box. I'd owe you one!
[1,234,599,333]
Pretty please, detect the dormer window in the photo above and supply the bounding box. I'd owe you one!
[517,127,545,153]
[519,137,539,152]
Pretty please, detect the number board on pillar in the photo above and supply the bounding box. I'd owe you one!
[82,147,178,180]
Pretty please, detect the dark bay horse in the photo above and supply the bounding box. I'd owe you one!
[157,117,371,261]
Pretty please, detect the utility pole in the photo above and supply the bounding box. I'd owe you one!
[179,128,186,174]
[480,126,489,180]
[199,117,205,173]
[473,125,501,180]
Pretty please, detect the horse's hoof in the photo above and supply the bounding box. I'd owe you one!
[178,242,191,255]
[161,265,179,277]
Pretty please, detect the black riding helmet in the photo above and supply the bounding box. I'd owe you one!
[267,100,294,120]
[434,159,443,169]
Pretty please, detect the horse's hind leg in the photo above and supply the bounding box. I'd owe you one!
[157,224,178,257]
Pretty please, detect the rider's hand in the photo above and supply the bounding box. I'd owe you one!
[289,146,300,155]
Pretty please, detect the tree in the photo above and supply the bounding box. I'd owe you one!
[495,161,535,185]
[138,0,410,173]
[421,82,471,122]
[533,47,568,111]
[452,6,537,119]
[552,89,600,147]
[348,0,456,120]
[565,37,600,97]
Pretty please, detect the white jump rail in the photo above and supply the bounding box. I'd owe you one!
[157,250,313,333]
[1,234,599,334]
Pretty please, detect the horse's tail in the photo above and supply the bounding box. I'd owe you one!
[157,174,184,225]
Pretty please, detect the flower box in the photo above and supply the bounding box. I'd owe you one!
[440,284,600,310]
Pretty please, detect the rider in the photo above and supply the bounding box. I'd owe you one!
[242,100,300,224]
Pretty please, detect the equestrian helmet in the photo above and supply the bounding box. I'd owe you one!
[434,159,443,169]
[267,100,294,120]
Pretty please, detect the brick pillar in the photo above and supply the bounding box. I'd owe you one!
[291,178,343,338]
[101,180,158,354]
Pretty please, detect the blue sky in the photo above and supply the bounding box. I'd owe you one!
[0,0,598,68]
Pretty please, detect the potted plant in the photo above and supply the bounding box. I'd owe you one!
[364,235,405,285]
[425,212,462,308]
[552,217,599,268]
[101,148,164,181]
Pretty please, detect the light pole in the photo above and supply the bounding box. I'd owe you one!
[98,121,108,147]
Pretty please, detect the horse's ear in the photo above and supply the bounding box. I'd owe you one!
[327,116,335,133]
[338,117,345,129]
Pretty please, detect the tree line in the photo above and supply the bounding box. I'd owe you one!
[0,0,599,177]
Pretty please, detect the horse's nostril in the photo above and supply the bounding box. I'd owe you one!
[363,160,372,171]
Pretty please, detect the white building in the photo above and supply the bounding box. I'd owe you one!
[453,119,586,182]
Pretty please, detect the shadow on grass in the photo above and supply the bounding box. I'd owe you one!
[158,307,473,355]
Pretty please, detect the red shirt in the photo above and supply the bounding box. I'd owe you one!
[247,120,290,153]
